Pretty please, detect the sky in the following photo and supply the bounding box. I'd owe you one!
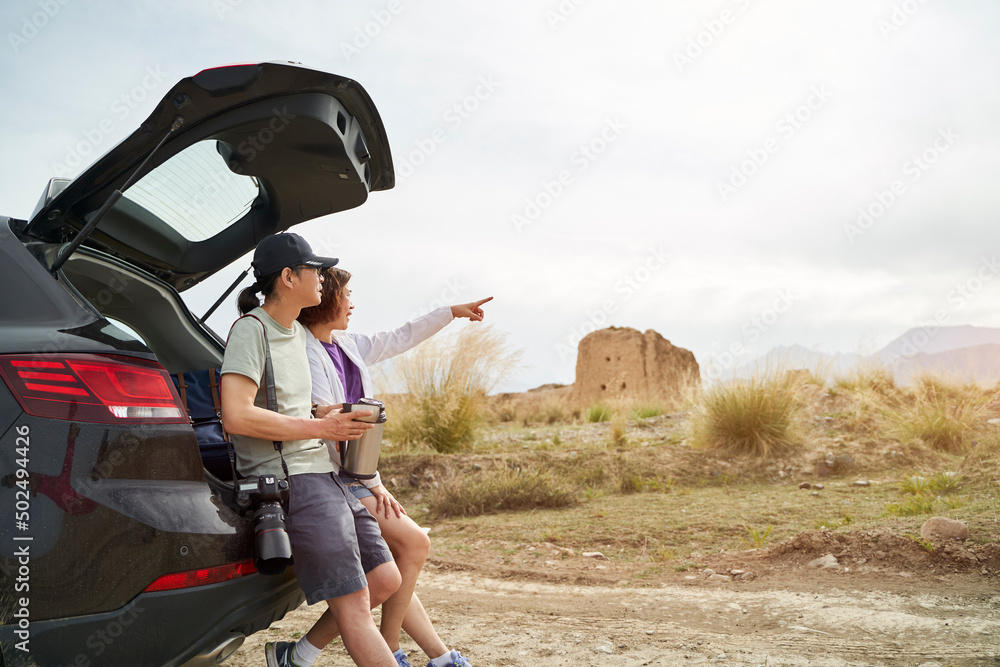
[2,0,1000,392]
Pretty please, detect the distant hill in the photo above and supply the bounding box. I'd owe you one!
[891,343,1000,386]
[744,326,1000,386]
[875,325,1000,360]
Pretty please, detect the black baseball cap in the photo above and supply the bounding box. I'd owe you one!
[251,233,338,279]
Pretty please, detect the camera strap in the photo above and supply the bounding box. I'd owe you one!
[241,314,291,480]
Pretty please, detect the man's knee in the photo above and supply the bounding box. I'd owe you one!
[327,586,372,623]
[367,561,401,607]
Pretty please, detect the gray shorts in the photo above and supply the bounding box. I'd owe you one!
[284,472,393,605]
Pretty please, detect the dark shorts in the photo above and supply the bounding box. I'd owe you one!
[285,472,393,605]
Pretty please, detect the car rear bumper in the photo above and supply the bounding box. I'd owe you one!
[0,569,304,667]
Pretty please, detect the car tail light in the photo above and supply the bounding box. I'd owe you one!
[0,354,188,424]
[143,560,257,592]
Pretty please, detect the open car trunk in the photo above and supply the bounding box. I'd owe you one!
[22,61,394,291]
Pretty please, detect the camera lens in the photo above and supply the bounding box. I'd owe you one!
[252,501,293,575]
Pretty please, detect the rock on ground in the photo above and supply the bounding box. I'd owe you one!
[920,517,969,542]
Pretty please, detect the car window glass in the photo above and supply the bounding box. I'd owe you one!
[104,317,147,345]
[121,140,259,242]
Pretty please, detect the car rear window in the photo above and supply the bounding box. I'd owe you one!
[122,140,259,242]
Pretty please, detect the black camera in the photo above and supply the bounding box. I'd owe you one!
[236,475,292,575]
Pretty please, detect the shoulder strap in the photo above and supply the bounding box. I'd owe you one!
[240,314,280,414]
[231,313,290,479]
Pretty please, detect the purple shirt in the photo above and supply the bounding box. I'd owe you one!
[321,340,364,404]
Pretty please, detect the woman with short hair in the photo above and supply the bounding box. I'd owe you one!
[298,266,490,667]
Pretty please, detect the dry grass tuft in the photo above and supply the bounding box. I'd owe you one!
[825,369,997,455]
[688,371,802,458]
[427,466,577,517]
[486,386,577,426]
[833,365,897,396]
[632,404,665,420]
[609,416,628,448]
[586,403,613,423]
[382,326,522,453]
[960,431,1000,484]
[834,388,886,436]
[884,375,995,454]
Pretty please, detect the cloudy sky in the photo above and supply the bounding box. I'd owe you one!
[2,0,999,392]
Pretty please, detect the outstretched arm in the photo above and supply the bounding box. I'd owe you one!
[354,297,494,366]
[450,296,493,322]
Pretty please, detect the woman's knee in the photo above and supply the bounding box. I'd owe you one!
[380,517,430,555]
[409,526,431,559]
[392,524,430,566]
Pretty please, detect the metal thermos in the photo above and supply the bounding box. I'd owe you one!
[340,397,386,479]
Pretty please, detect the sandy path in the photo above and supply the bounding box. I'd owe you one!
[223,568,1000,666]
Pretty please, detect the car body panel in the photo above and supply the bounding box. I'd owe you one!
[0,218,150,359]
[0,415,250,621]
[0,571,303,667]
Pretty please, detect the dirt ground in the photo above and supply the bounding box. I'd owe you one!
[224,391,1000,666]
[224,532,1000,667]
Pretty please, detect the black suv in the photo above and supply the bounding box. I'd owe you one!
[0,61,393,666]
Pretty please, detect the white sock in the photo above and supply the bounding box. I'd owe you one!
[429,649,456,667]
[293,636,322,666]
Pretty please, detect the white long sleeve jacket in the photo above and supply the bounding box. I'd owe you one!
[305,306,454,487]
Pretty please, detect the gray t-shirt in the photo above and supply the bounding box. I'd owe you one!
[221,307,333,478]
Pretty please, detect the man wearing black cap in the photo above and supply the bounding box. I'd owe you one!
[221,233,401,667]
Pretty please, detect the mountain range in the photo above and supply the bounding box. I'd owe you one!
[760,325,1000,386]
